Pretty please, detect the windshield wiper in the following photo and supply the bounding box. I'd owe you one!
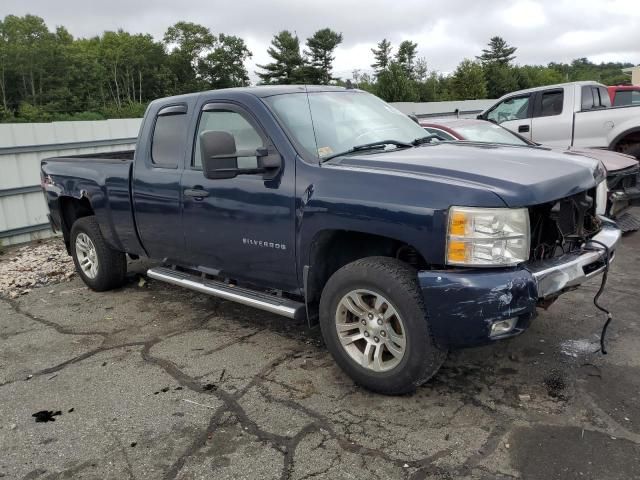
[321,140,413,162]
[412,134,448,145]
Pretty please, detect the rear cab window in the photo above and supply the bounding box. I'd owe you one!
[151,105,188,168]
[581,86,611,111]
[536,89,564,117]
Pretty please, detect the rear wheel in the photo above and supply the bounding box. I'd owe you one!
[319,257,447,395]
[70,216,126,291]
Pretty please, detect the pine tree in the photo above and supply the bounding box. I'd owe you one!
[477,36,517,65]
[256,30,305,84]
[371,39,393,75]
[304,28,343,84]
[395,40,418,78]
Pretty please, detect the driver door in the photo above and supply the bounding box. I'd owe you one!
[485,94,532,140]
[180,102,298,291]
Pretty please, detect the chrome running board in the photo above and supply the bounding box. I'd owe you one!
[147,266,304,319]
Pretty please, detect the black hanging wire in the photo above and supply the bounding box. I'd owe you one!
[584,238,612,354]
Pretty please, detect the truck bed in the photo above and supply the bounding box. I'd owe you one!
[41,150,142,256]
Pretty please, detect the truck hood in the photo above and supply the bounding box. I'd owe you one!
[331,142,601,207]
[557,147,638,172]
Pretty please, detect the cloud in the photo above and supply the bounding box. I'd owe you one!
[1,0,638,80]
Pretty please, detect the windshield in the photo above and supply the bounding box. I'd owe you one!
[264,91,427,160]
[454,122,529,146]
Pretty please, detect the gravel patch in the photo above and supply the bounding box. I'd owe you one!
[0,239,75,298]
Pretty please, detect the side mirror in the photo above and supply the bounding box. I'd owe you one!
[200,130,239,180]
[476,113,484,120]
[200,130,283,180]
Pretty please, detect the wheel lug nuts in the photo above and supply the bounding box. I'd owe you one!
[380,331,386,337]
[368,313,373,320]
[377,319,383,325]
[361,319,366,325]
[364,331,370,337]
[374,336,379,343]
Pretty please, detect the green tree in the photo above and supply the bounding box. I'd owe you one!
[417,71,453,102]
[395,40,418,78]
[375,62,418,102]
[3,14,53,106]
[515,65,564,89]
[199,34,252,89]
[0,19,9,111]
[483,62,518,98]
[451,59,487,100]
[256,30,305,84]
[163,21,216,93]
[477,36,517,65]
[414,57,428,82]
[304,28,343,84]
[371,38,393,76]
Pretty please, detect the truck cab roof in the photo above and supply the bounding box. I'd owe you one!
[148,85,350,107]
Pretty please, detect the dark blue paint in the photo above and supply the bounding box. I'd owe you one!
[418,268,538,348]
[41,86,601,349]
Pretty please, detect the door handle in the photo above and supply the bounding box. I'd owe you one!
[518,125,530,133]
[184,188,209,200]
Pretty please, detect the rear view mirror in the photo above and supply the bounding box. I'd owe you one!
[200,131,239,179]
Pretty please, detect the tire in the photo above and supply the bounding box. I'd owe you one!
[70,216,126,291]
[319,256,447,395]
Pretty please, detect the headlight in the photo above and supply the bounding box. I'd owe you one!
[446,206,530,266]
[595,180,607,216]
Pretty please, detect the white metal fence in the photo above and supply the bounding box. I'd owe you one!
[0,119,142,246]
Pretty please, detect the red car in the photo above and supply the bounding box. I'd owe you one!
[420,118,640,231]
[607,85,640,107]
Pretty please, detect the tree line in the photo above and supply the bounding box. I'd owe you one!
[0,14,634,123]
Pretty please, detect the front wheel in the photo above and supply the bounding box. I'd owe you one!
[70,216,126,291]
[319,257,447,395]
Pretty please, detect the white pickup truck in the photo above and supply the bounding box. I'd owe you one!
[479,81,640,159]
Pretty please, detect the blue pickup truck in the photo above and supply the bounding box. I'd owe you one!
[41,86,621,394]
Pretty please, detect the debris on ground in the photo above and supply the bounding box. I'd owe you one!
[32,410,62,423]
[0,239,74,298]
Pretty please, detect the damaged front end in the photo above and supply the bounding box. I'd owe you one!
[417,189,621,350]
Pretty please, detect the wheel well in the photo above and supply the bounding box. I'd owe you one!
[612,129,640,156]
[58,196,95,252]
[306,230,428,303]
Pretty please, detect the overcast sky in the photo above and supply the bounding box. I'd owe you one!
[2,0,639,80]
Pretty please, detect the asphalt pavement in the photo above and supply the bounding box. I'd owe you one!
[1,232,640,479]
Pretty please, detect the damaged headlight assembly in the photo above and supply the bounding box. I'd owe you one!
[446,206,530,266]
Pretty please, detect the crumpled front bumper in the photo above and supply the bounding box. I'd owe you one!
[418,217,621,349]
[526,217,620,299]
